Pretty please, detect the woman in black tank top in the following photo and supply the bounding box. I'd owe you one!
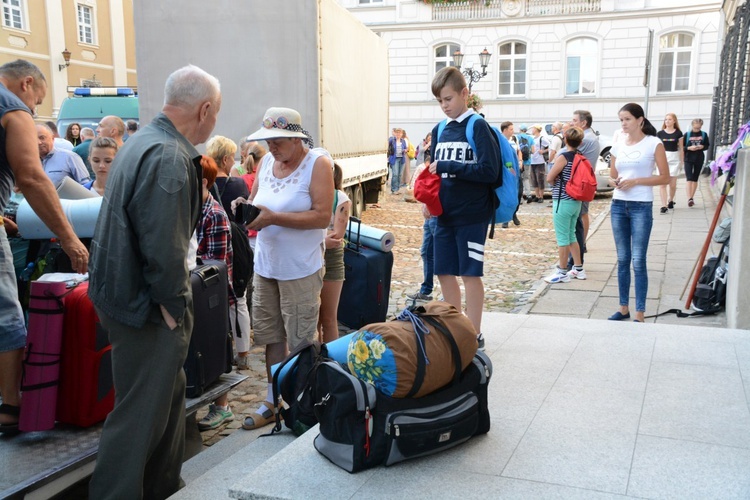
[656,113,683,214]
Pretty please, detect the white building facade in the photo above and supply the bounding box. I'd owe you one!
[338,0,723,142]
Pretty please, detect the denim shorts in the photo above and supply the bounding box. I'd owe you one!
[434,221,488,277]
[0,227,27,352]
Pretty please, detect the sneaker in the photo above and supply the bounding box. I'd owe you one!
[536,197,544,203]
[569,268,587,280]
[688,198,695,207]
[406,291,433,301]
[526,196,535,204]
[660,206,668,214]
[544,268,570,284]
[477,333,485,352]
[198,404,234,431]
[668,200,675,209]
[513,215,521,226]
[501,222,509,228]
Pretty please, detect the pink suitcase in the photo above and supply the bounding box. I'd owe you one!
[19,280,67,432]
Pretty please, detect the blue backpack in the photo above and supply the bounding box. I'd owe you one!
[437,114,520,231]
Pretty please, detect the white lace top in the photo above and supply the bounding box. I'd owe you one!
[253,149,326,280]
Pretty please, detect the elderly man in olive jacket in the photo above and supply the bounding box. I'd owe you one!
[88,65,221,500]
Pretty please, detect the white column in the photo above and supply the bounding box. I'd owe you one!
[44,0,68,117]
[727,148,749,329]
[109,0,127,86]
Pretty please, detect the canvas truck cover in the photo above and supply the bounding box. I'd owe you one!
[133,0,389,161]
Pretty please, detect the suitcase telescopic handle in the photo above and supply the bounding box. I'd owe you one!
[348,216,362,249]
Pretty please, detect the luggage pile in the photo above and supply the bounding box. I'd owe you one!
[19,260,232,432]
[275,301,493,472]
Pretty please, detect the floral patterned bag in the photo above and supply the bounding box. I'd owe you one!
[345,301,477,398]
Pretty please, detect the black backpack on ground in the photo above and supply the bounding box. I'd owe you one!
[692,240,729,313]
[269,340,330,436]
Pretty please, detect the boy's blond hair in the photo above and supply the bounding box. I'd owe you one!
[431,66,467,98]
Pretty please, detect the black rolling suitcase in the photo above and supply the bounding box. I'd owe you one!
[337,217,394,330]
[184,260,232,398]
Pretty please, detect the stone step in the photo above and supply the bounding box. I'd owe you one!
[171,423,297,499]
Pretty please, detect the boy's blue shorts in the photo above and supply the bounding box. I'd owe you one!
[433,221,488,277]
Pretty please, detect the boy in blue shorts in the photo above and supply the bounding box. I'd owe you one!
[427,66,499,349]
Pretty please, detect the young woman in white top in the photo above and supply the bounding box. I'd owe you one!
[607,103,669,322]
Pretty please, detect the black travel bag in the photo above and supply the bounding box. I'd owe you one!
[692,239,729,313]
[337,217,394,330]
[312,351,492,472]
[184,260,232,398]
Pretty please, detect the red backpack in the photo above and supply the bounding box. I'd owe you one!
[565,152,597,202]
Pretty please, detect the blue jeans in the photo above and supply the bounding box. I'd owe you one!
[419,217,437,295]
[390,157,404,193]
[610,199,653,312]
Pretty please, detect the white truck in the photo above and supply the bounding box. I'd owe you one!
[133,0,390,217]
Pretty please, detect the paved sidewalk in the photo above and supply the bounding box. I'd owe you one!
[527,176,728,327]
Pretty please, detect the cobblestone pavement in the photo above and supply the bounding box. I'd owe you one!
[198,190,612,445]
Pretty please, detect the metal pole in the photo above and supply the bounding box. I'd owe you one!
[643,29,654,116]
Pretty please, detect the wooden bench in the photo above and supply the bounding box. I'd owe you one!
[0,372,247,499]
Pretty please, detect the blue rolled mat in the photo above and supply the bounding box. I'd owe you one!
[345,221,395,253]
[271,332,355,393]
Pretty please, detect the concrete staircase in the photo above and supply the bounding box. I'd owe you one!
[172,312,750,500]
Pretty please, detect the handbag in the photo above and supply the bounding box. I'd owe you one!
[406,142,416,160]
[413,167,442,216]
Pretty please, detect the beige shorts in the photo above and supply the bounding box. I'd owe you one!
[251,268,324,348]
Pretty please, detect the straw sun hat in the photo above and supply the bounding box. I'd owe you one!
[247,107,310,142]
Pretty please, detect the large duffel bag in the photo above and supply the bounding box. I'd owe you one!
[312,351,492,473]
[346,301,477,398]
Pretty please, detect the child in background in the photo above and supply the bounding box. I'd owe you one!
[428,67,500,350]
[84,137,119,196]
[544,127,585,284]
[318,163,351,343]
[407,153,438,303]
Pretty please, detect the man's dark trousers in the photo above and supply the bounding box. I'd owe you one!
[89,304,193,500]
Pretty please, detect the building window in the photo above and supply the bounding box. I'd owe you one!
[77,4,95,45]
[434,43,460,73]
[2,0,24,30]
[657,32,693,92]
[497,41,526,96]
[565,37,597,96]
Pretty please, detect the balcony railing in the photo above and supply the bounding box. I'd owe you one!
[525,0,601,16]
[432,0,504,21]
[431,0,601,21]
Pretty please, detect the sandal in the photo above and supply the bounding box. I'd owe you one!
[0,403,20,434]
[241,404,278,430]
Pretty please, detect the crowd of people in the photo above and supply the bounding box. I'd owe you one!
[0,55,713,498]
[396,71,708,328]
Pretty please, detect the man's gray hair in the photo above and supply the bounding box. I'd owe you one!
[553,121,564,132]
[0,59,46,84]
[163,65,220,108]
[80,127,95,139]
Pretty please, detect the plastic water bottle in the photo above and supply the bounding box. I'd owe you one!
[19,262,35,282]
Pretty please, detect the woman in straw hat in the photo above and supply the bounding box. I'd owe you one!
[241,107,334,430]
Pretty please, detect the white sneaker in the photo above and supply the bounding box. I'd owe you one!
[569,268,587,280]
[544,268,570,284]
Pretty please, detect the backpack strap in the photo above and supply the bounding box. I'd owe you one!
[421,315,463,386]
[332,190,338,215]
[436,118,449,141]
